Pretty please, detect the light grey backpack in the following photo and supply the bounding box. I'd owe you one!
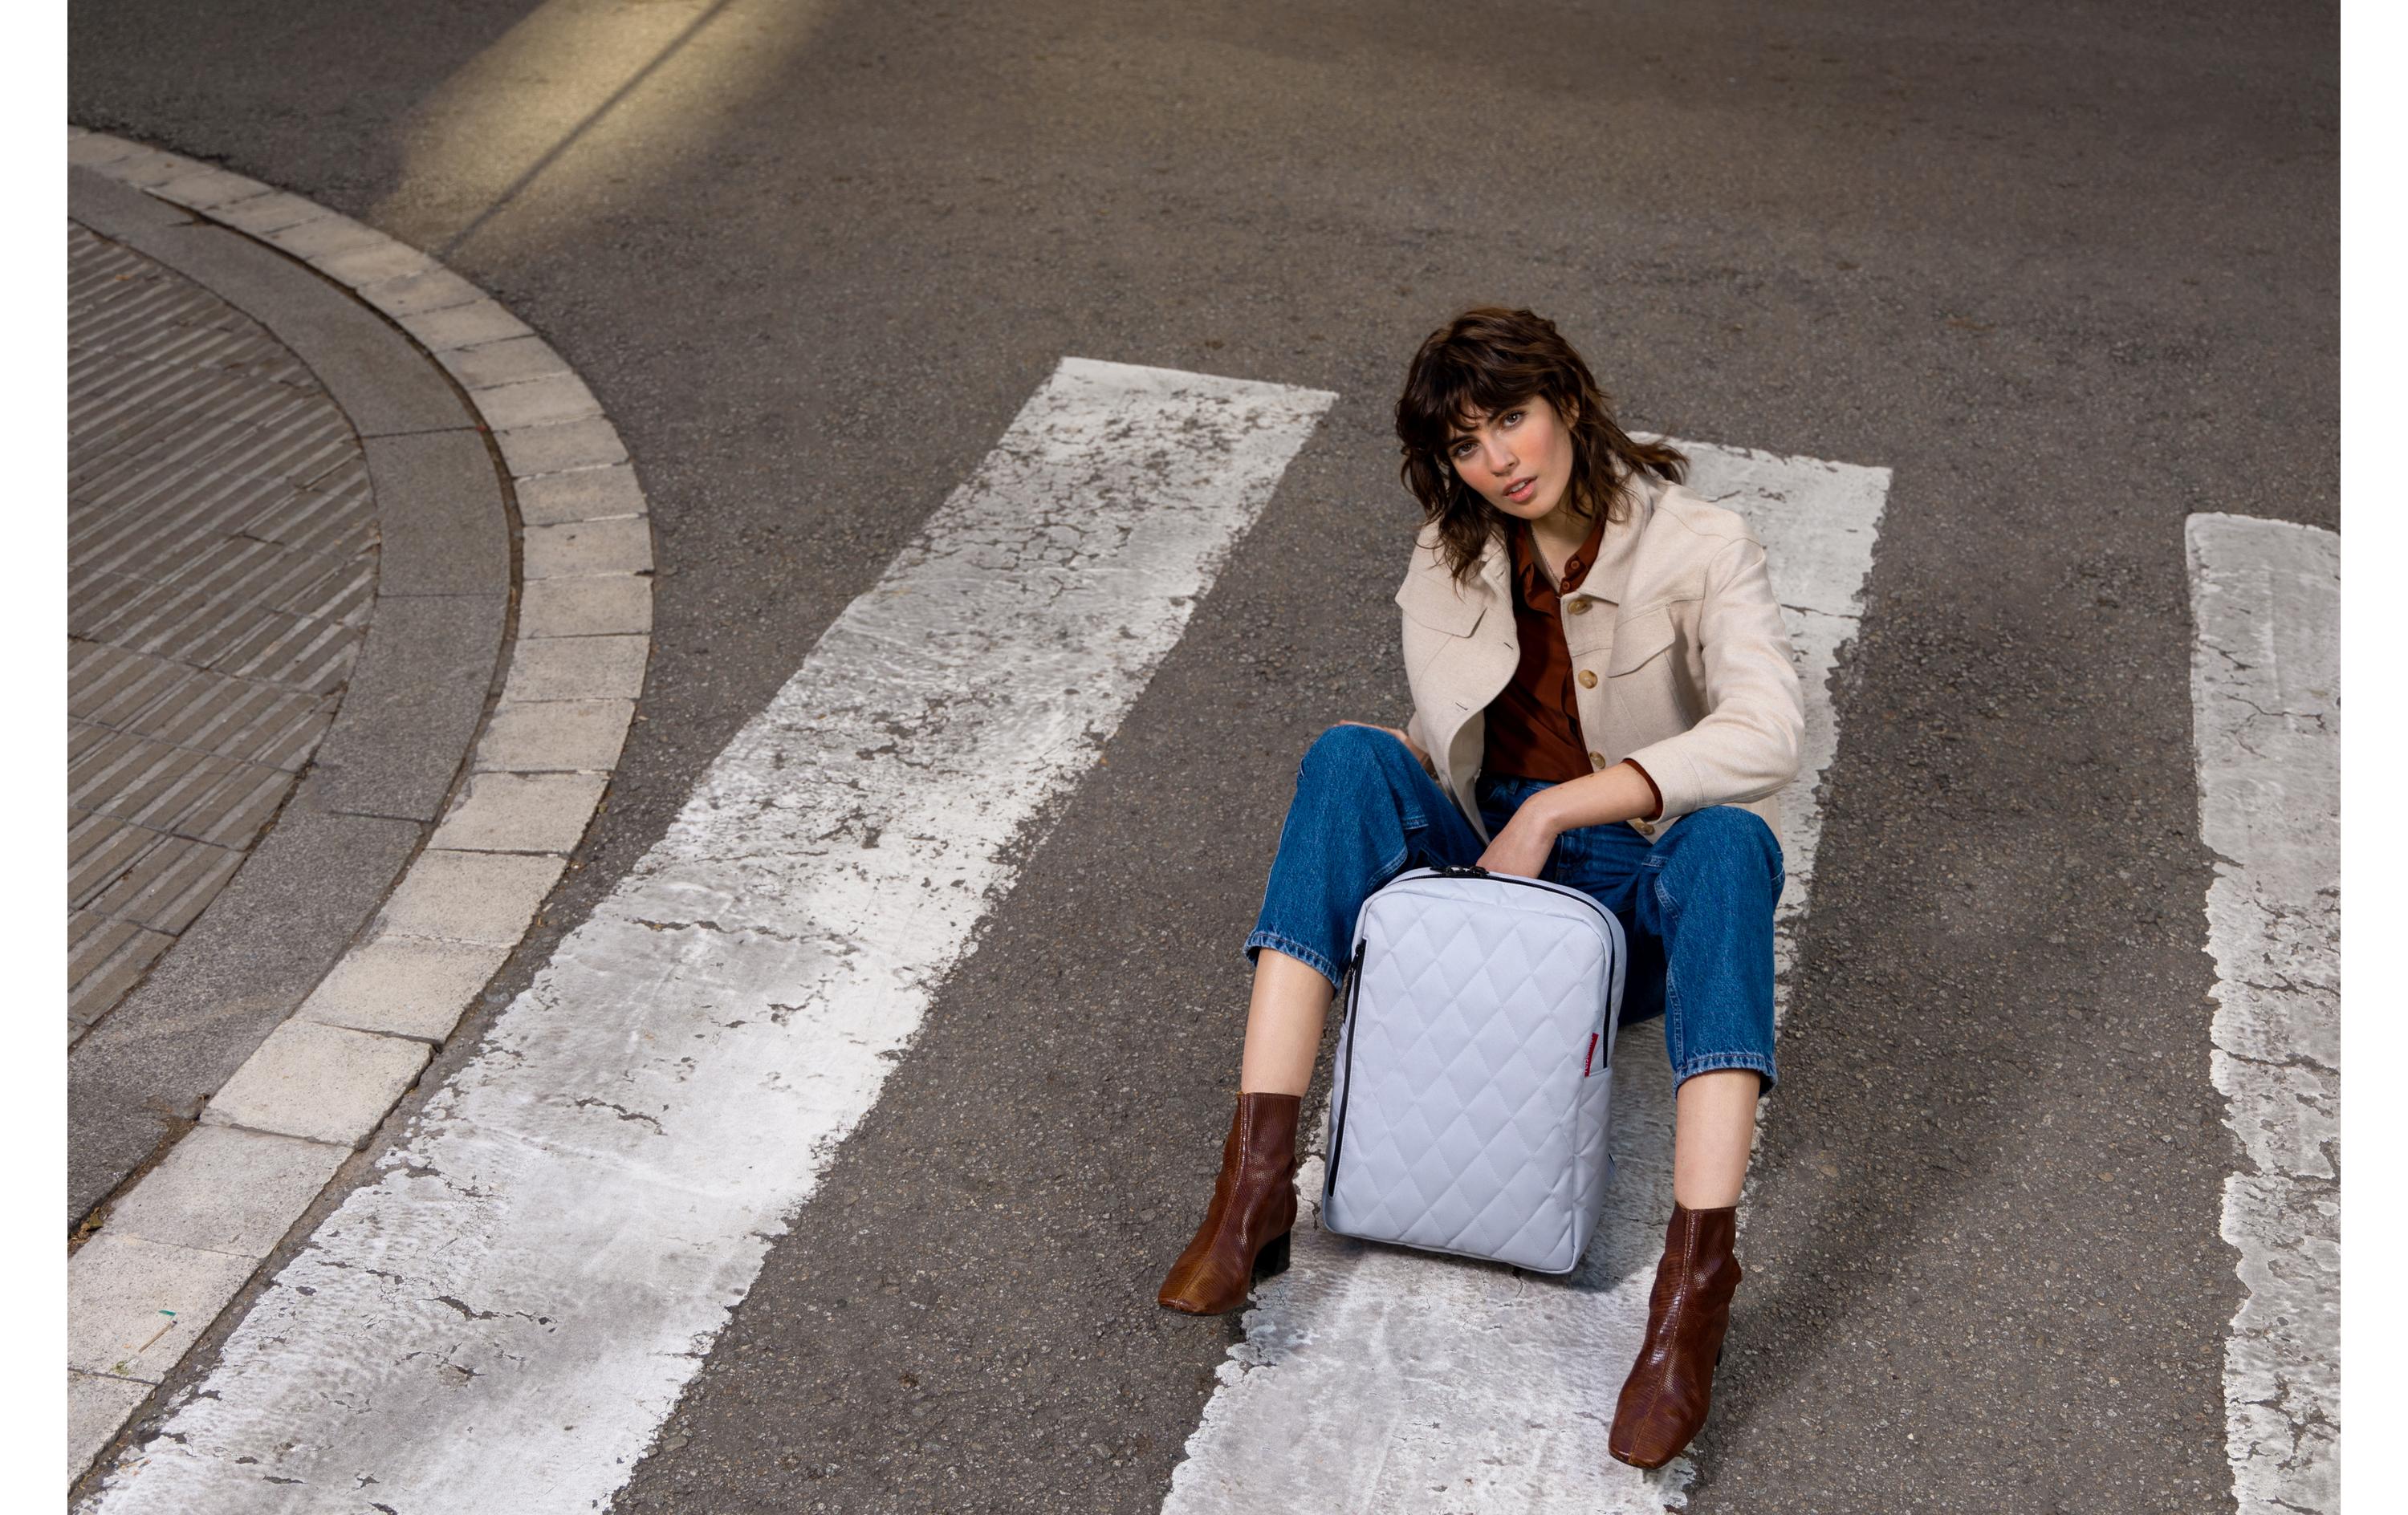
[1320,863,1628,1274]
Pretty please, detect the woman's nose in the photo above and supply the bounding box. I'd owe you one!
[1482,441,1517,476]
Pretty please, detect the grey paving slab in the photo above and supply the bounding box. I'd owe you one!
[146,167,269,212]
[396,299,532,352]
[513,461,647,526]
[472,698,636,773]
[70,1371,152,1485]
[66,133,143,169]
[297,935,514,1042]
[371,848,565,946]
[471,372,603,431]
[67,1233,257,1382]
[311,239,434,288]
[102,1123,348,1257]
[429,770,608,854]
[66,782,417,1225]
[439,334,572,391]
[494,416,628,477]
[108,149,189,189]
[522,514,653,579]
[360,429,510,598]
[356,266,486,319]
[304,591,504,822]
[518,575,653,637]
[203,189,331,236]
[261,213,384,262]
[500,633,649,702]
[201,1019,429,1147]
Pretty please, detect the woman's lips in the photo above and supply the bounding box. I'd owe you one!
[1504,477,1536,502]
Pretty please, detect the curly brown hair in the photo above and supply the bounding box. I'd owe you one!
[1394,307,1688,585]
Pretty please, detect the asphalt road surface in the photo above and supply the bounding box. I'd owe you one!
[70,2,2337,1511]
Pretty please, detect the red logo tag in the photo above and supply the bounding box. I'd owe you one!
[1584,1032,1599,1078]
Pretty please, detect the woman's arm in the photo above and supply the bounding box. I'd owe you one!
[1614,534,1804,819]
[1477,533,1801,875]
[1475,759,1658,876]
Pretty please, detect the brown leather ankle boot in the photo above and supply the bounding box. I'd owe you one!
[1157,1091,1302,1315]
[1609,1201,1742,1469]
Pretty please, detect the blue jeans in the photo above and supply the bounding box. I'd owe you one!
[1243,723,1784,1092]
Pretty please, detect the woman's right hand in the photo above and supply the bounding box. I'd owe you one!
[1334,720,1433,777]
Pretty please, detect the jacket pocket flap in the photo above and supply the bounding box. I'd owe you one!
[1394,573,1487,637]
[1605,604,1677,676]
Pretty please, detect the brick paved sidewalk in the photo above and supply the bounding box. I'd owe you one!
[68,221,376,1039]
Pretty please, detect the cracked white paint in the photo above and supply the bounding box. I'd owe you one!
[1162,442,1888,1515]
[2185,512,2340,1515]
[82,358,1334,1514]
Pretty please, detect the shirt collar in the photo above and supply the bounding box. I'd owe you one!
[1479,465,1659,607]
[1509,493,1613,601]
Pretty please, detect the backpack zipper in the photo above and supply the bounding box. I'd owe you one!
[1322,938,1370,1208]
[1420,865,1613,925]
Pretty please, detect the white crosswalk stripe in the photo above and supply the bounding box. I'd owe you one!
[2183,513,2340,1515]
[1161,442,1889,1514]
[80,358,1336,1514]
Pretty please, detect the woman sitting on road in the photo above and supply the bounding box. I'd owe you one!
[1155,306,1804,1471]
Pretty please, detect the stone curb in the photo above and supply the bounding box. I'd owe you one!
[65,125,657,1488]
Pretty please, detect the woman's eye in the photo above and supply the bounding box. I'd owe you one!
[1502,410,1523,426]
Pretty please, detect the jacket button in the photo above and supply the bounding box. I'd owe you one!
[1577,668,1597,688]
[1568,598,1592,615]
[1635,819,1656,837]
[1588,750,1607,770]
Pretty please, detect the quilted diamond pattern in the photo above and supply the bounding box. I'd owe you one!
[1321,870,1626,1274]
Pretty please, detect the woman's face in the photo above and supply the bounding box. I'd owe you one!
[1443,395,1580,524]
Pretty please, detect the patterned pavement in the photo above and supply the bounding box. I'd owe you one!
[67,222,376,1041]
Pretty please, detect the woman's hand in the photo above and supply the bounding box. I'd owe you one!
[1475,797,1563,879]
[1332,720,1431,776]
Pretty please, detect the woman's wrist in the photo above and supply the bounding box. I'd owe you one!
[1532,762,1658,832]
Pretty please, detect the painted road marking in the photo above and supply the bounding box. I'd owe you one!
[83,358,1335,1513]
[2185,513,2340,1515]
[1162,441,1889,1515]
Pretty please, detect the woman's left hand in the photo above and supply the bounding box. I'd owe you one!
[1475,801,1561,879]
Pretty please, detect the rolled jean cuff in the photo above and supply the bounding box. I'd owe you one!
[1670,1050,1778,1097]
[1243,928,1344,991]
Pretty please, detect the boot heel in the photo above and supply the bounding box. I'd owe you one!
[1251,1230,1291,1281]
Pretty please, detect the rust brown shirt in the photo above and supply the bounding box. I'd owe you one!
[1482,509,1665,818]
[1483,508,1609,782]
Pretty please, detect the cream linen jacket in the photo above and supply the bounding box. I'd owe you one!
[1396,467,1805,847]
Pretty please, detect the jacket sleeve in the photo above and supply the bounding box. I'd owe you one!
[1400,662,1444,780]
[1617,534,1804,822]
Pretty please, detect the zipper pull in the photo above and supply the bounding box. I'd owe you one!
[1432,863,1491,879]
